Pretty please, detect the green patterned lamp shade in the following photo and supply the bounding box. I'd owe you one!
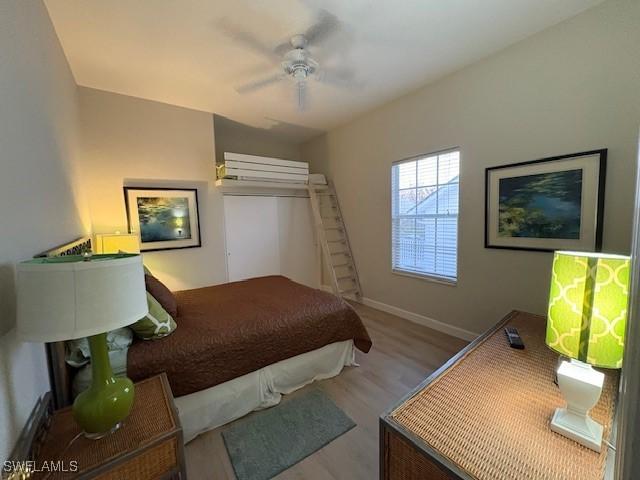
[547,251,631,369]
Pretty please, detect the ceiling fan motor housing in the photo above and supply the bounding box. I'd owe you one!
[231,12,348,108]
[282,44,318,81]
[290,34,307,49]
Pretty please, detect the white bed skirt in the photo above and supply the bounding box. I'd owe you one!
[175,340,357,443]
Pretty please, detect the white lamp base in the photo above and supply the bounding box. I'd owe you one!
[551,359,605,452]
[550,407,603,452]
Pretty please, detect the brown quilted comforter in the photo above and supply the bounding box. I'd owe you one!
[127,276,372,397]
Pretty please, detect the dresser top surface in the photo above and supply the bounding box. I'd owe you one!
[386,311,617,480]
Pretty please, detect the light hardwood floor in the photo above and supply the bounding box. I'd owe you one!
[184,302,469,479]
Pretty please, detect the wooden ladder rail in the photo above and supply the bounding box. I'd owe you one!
[308,183,362,300]
[329,183,362,300]
[308,185,340,295]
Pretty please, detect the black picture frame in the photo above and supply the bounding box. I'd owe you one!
[124,186,202,252]
[484,149,607,252]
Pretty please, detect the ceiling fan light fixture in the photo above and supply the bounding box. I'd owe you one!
[292,66,308,81]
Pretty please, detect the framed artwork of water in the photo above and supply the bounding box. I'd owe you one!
[485,150,606,252]
[124,187,201,252]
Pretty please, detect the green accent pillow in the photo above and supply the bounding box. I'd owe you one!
[130,292,177,340]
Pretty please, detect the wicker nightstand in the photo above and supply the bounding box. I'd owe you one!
[381,311,618,480]
[34,373,186,480]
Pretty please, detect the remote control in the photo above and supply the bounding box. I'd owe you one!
[505,327,525,349]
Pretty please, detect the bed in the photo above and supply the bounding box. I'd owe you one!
[42,238,372,443]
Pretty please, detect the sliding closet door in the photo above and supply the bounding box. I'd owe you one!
[224,195,280,282]
[277,197,319,288]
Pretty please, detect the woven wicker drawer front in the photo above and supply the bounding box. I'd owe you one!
[95,438,178,480]
[35,375,182,480]
[390,311,617,480]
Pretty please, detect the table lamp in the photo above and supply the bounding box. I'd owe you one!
[94,232,140,254]
[546,251,630,451]
[17,254,148,438]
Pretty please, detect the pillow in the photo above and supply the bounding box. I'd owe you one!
[65,327,133,368]
[145,274,178,318]
[130,292,177,340]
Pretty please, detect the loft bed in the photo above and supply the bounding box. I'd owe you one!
[40,237,372,442]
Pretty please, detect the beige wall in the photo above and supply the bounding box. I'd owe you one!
[78,87,227,291]
[0,0,89,460]
[78,90,309,291]
[213,115,302,164]
[302,0,640,335]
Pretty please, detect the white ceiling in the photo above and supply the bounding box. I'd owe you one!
[45,0,604,142]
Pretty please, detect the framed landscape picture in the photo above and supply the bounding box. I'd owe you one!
[124,187,201,252]
[485,150,606,252]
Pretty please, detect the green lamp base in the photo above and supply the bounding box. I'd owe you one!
[72,333,135,438]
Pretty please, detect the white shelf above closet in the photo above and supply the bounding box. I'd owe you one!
[216,178,314,191]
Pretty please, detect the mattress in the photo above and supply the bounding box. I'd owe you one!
[127,275,372,397]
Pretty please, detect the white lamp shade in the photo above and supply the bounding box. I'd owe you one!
[17,254,148,342]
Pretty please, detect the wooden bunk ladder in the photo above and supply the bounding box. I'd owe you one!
[308,183,362,300]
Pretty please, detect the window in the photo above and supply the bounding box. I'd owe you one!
[391,149,460,282]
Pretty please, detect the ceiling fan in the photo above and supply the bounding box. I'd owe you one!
[219,10,359,111]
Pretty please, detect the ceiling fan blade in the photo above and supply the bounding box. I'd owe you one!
[304,9,340,45]
[274,41,292,57]
[236,74,284,94]
[315,68,362,89]
[217,20,279,62]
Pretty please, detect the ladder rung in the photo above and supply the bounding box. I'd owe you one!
[340,288,359,295]
[311,184,360,297]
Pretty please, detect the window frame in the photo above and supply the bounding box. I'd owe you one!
[390,147,461,285]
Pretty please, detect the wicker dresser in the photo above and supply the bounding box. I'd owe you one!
[34,374,186,480]
[380,311,618,480]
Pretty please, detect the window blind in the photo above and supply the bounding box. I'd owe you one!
[391,150,460,282]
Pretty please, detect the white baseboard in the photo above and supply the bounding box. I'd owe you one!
[321,285,479,342]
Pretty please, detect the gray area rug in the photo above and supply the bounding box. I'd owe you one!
[222,388,356,480]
